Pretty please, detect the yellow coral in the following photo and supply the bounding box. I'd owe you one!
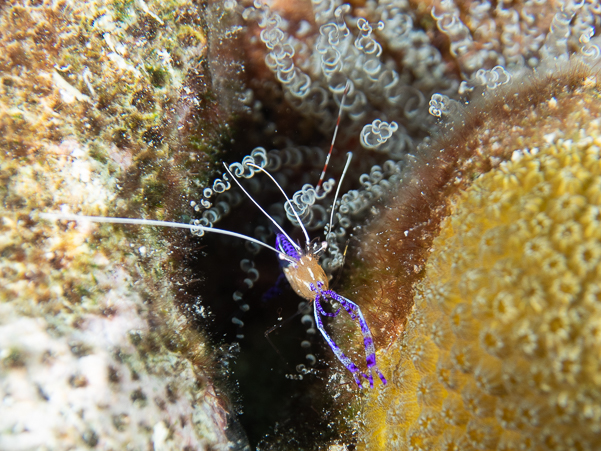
[360,122,601,449]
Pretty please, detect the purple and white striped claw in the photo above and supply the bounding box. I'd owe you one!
[311,285,386,388]
[313,294,368,386]
[326,291,387,387]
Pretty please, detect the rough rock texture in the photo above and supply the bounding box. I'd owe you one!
[0,0,247,449]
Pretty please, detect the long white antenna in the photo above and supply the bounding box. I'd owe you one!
[223,163,302,252]
[327,152,353,237]
[247,163,311,247]
[39,212,296,263]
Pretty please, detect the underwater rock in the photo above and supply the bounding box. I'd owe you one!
[0,281,235,450]
[0,0,247,449]
[0,150,246,448]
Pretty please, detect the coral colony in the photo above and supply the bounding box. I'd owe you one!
[187,2,601,446]
[322,1,601,450]
[184,0,600,371]
[361,96,601,449]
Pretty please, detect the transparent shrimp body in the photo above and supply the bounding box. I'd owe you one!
[276,233,386,388]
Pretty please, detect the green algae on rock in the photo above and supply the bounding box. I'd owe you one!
[0,0,243,209]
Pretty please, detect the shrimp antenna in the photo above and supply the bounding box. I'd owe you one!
[247,163,311,247]
[39,212,296,263]
[316,80,351,193]
[223,163,302,252]
[327,152,353,237]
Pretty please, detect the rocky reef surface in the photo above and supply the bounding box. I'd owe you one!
[0,0,247,449]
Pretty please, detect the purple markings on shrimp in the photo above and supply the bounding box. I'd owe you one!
[327,291,359,320]
[359,320,370,335]
[363,336,374,352]
[366,351,376,367]
[276,233,300,260]
[313,300,367,386]
[310,285,387,388]
[315,294,340,317]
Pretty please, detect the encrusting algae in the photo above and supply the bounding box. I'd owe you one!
[0,0,249,448]
[357,68,601,450]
